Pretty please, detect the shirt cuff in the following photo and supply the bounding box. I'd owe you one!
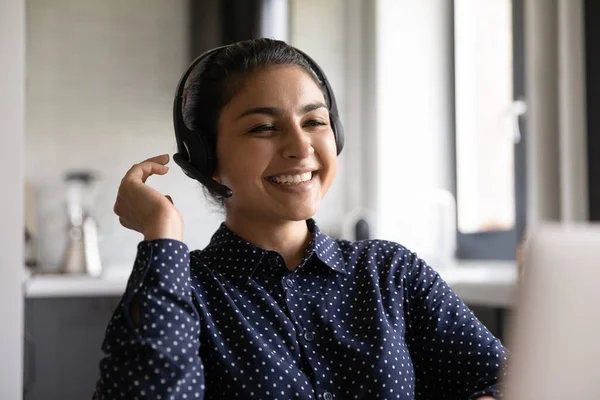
[122,239,192,331]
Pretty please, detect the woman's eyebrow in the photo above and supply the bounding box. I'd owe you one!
[300,102,327,114]
[238,107,281,120]
[238,102,327,120]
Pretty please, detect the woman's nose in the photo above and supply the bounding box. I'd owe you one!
[281,126,314,159]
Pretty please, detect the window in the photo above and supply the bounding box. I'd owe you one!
[452,0,526,259]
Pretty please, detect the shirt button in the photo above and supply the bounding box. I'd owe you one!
[323,392,333,400]
[285,278,294,288]
[268,258,278,267]
[304,331,315,341]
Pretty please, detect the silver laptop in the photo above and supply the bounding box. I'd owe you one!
[503,224,600,399]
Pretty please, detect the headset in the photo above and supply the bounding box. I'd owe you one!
[172,43,345,198]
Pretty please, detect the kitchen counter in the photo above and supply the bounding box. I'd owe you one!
[439,260,518,308]
[23,260,518,308]
[23,272,129,298]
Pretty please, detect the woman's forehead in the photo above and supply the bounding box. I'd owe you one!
[228,65,326,108]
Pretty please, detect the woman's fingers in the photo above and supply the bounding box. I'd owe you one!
[143,154,170,165]
[139,162,169,184]
[125,158,170,184]
[114,155,183,238]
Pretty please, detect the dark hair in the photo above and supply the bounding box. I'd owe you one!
[182,38,327,208]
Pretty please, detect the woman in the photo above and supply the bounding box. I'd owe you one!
[94,38,505,399]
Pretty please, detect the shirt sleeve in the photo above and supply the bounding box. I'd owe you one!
[402,251,508,399]
[93,239,205,399]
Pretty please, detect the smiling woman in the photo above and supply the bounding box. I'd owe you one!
[94,38,507,400]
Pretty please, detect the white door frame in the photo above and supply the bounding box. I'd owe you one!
[0,0,25,398]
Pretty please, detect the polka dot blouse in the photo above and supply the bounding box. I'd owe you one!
[93,219,507,399]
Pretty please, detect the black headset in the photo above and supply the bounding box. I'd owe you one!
[172,43,345,198]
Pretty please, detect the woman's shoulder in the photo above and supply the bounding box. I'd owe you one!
[334,236,412,255]
[332,236,419,269]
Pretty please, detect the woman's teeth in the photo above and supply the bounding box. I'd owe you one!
[269,172,313,185]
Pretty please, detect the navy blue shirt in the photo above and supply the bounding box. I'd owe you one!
[94,219,507,399]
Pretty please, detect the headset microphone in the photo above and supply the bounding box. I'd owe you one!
[173,153,233,198]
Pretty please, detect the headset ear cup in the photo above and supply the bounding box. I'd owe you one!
[184,130,217,177]
[331,115,345,155]
[201,133,218,176]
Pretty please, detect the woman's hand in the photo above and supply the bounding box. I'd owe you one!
[113,154,183,241]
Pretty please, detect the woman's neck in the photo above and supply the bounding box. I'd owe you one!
[224,214,312,271]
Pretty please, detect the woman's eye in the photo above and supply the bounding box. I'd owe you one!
[249,124,275,134]
[305,120,327,127]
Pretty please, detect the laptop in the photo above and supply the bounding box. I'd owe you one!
[503,224,600,399]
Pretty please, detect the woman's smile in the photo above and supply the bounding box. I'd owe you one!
[265,170,318,193]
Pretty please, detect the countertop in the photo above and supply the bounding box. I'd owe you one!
[23,260,518,308]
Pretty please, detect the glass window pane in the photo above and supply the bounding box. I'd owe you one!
[454,0,515,234]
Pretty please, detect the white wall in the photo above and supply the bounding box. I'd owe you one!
[0,0,25,397]
[26,0,203,271]
[26,0,353,271]
[374,0,454,262]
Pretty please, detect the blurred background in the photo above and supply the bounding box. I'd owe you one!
[2,0,597,398]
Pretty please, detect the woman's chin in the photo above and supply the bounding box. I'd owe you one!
[280,204,319,222]
[226,185,323,222]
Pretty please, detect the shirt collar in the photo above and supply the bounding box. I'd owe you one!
[307,219,347,275]
[195,219,346,284]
